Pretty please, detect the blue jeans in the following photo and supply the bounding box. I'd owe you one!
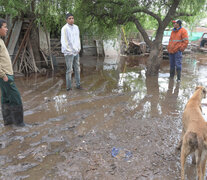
[64,54,80,89]
[169,51,182,71]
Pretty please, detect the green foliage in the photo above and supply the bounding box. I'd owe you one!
[178,0,206,14]
[0,0,31,17]
[78,0,206,39]
[0,0,77,37]
[0,0,206,39]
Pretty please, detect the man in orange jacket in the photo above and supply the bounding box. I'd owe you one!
[167,20,189,82]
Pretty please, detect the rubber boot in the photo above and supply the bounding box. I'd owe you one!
[11,105,25,127]
[170,69,175,78]
[1,104,13,125]
[177,69,181,82]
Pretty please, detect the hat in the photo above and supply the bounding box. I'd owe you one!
[66,13,73,19]
[172,20,182,26]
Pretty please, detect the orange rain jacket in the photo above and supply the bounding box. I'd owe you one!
[167,27,189,54]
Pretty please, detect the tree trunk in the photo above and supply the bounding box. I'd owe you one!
[146,42,163,76]
[29,1,42,69]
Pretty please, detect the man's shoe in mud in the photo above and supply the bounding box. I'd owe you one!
[76,86,83,90]
[15,122,25,127]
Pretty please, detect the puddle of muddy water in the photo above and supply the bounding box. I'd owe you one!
[0,52,207,179]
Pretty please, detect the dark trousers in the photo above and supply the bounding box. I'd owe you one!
[0,75,22,105]
[0,75,24,126]
[169,51,182,71]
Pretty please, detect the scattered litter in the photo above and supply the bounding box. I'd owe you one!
[111,147,132,161]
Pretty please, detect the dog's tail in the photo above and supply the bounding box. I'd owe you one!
[185,132,202,152]
[186,132,198,151]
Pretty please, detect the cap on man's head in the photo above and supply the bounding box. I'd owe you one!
[66,13,73,19]
[172,19,182,26]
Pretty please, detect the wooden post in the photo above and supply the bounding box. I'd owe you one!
[18,37,29,73]
[5,20,16,47]
[43,23,54,70]
[28,40,39,73]
[40,48,49,66]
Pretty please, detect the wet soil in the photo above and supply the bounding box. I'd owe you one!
[1,52,207,180]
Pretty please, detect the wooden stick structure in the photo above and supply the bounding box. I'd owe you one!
[12,19,34,67]
[7,18,61,74]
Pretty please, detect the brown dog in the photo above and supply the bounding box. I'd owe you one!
[179,86,207,180]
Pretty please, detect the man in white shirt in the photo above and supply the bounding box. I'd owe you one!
[61,13,82,91]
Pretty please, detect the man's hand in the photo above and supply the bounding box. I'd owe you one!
[3,75,8,82]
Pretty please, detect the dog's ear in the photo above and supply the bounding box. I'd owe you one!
[195,86,201,91]
[202,87,207,98]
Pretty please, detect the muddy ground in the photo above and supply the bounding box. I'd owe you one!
[0,52,207,180]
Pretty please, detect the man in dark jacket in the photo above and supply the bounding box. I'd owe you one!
[0,18,25,126]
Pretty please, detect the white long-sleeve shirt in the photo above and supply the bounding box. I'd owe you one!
[61,23,81,56]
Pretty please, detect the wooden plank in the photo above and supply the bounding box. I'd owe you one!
[13,20,34,67]
[28,40,39,73]
[5,20,16,47]
[7,20,23,56]
[18,38,29,73]
[43,23,54,70]
[40,48,49,66]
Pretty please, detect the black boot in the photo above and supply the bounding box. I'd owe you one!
[11,105,25,127]
[1,104,13,125]
[177,70,181,82]
[170,69,175,78]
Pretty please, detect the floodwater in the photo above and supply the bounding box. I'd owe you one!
[1,52,207,180]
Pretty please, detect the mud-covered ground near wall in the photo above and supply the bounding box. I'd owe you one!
[1,52,207,180]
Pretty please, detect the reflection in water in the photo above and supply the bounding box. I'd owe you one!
[185,58,198,74]
[103,56,120,70]
[161,79,180,115]
[145,76,160,117]
[125,76,160,117]
[118,72,140,92]
[126,74,183,117]
[53,94,68,113]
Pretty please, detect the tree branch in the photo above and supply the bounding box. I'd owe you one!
[130,16,152,47]
[162,0,180,27]
[131,8,162,25]
[175,12,194,17]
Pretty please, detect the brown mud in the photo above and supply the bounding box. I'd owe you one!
[0,52,207,180]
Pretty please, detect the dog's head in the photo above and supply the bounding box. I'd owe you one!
[195,86,206,99]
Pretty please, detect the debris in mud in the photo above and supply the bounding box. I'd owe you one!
[126,40,149,55]
[111,147,133,161]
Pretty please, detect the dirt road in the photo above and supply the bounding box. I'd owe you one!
[0,53,207,180]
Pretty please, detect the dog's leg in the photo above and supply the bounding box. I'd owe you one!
[181,140,191,180]
[201,160,206,180]
[180,134,191,180]
[195,150,202,180]
[177,128,185,150]
[200,154,207,180]
[196,164,202,180]
[181,146,187,180]
[192,153,196,164]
